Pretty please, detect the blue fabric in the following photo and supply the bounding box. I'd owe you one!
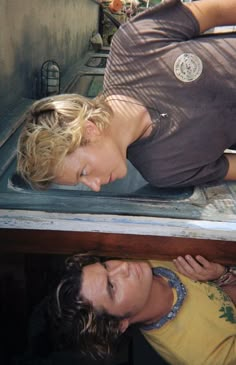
[142,267,187,330]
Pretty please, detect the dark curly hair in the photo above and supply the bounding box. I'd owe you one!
[48,255,125,359]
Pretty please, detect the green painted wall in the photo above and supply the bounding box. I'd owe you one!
[0,0,99,114]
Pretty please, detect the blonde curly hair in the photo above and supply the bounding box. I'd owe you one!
[17,94,112,190]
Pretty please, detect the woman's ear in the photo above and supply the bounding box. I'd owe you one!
[119,319,129,334]
[84,120,101,142]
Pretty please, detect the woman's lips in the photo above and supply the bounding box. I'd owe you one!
[109,173,114,183]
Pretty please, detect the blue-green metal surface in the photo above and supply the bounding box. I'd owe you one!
[1,52,236,227]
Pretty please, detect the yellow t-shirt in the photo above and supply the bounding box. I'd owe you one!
[141,260,236,365]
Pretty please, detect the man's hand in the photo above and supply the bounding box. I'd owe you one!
[173,255,225,281]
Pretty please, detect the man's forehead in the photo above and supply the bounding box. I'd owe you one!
[81,263,105,301]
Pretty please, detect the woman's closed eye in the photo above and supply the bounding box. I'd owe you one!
[80,168,87,177]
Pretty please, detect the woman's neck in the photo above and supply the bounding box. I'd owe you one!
[106,94,154,147]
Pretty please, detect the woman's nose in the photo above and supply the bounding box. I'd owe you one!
[82,176,101,192]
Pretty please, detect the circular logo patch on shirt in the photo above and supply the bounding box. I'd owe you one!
[174,53,203,82]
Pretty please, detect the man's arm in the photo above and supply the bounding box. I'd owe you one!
[223,285,236,304]
[173,255,236,305]
[185,0,236,33]
[173,255,225,281]
[224,153,236,181]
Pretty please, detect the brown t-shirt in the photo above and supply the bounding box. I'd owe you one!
[103,0,236,187]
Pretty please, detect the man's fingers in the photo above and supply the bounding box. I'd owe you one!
[173,255,225,281]
[184,255,205,273]
[173,257,187,273]
[195,255,210,268]
[174,256,195,274]
[174,255,208,280]
[173,257,197,280]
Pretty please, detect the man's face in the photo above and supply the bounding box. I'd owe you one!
[53,123,128,191]
[80,260,153,320]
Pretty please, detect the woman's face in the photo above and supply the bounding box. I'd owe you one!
[54,122,128,191]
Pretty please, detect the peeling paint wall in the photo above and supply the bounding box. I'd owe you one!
[0,0,99,113]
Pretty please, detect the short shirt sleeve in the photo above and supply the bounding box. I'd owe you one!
[147,155,230,188]
[104,0,200,95]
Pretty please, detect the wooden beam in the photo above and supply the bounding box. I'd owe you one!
[0,228,236,264]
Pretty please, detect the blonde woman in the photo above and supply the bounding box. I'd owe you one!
[18,0,236,191]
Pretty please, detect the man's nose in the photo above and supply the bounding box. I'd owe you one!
[109,262,129,278]
[82,176,101,192]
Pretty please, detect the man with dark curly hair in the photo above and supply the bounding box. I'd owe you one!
[48,254,236,365]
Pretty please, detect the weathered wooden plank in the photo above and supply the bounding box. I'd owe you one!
[1,209,236,241]
[0,228,235,265]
